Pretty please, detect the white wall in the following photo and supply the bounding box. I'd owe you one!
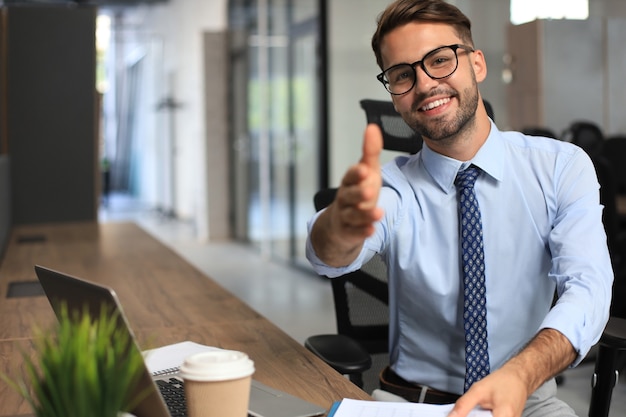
[123,0,227,241]
[327,0,390,187]
[606,18,626,135]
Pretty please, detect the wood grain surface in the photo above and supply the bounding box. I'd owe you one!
[0,222,371,416]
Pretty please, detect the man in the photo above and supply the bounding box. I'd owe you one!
[306,1,613,416]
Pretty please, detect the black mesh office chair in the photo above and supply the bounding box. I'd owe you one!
[305,99,418,392]
[358,98,496,155]
[305,98,495,393]
[359,99,422,154]
[305,188,389,392]
[589,316,626,417]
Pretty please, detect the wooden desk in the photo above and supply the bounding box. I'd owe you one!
[0,222,371,416]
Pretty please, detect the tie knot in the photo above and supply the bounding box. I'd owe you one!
[455,166,481,189]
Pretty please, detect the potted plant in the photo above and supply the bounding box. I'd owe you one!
[2,303,146,417]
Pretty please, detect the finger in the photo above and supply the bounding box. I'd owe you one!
[337,202,383,226]
[360,123,383,170]
[335,207,382,238]
[337,177,382,217]
[447,399,473,417]
[341,165,368,188]
[448,385,492,417]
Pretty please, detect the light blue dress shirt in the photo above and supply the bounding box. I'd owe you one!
[306,122,613,394]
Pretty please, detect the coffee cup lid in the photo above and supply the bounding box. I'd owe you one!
[179,350,255,381]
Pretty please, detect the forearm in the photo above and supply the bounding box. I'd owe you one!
[502,328,577,395]
[310,204,366,267]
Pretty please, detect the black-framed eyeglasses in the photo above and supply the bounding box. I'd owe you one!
[376,44,475,95]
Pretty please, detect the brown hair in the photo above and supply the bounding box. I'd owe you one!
[371,0,473,69]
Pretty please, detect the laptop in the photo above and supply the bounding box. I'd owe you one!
[34,265,326,417]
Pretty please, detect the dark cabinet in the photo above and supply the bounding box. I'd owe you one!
[0,4,98,224]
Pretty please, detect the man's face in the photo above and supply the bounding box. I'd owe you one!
[380,22,486,143]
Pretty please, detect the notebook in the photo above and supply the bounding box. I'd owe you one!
[34,265,326,417]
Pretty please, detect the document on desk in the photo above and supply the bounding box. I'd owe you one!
[329,398,493,417]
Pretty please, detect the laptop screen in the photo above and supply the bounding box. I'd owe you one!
[35,265,172,417]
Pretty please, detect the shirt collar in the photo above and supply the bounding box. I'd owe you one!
[420,120,504,193]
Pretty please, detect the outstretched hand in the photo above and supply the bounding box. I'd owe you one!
[333,123,384,238]
[310,124,384,267]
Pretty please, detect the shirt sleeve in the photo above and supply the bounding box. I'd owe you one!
[541,148,614,366]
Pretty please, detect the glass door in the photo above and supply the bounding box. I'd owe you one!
[289,15,321,267]
[228,0,324,267]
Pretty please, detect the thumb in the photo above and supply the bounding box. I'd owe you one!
[361,123,383,170]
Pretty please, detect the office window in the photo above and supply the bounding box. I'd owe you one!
[96,14,111,94]
[510,0,588,25]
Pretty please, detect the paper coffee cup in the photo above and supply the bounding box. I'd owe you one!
[180,350,255,417]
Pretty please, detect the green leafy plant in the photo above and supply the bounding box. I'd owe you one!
[2,303,147,417]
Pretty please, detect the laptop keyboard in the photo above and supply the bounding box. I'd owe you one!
[156,378,187,417]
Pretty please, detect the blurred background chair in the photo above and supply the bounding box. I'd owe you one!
[602,135,626,212]
[600,135,626,321]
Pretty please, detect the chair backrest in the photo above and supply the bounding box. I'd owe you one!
[313,188,389,348]
[359,99,495,156]
[359,99,422,154]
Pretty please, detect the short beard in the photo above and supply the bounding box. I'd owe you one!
[407,82,480,143]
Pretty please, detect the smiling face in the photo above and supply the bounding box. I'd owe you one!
[380,22,490,157]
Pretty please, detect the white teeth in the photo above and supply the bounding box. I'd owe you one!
[421,97,450,111]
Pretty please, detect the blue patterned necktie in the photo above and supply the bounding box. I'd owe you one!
[455,165,490,392]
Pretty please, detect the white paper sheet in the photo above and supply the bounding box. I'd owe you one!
[331,398,493,417]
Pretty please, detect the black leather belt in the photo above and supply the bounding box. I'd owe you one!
[379,366,461,404]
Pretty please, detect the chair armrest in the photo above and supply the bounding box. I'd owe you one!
[305,334,372,374]
[599,316,626,349]
[588,316,626,417]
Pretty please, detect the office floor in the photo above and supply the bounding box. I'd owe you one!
[100,194,625,417]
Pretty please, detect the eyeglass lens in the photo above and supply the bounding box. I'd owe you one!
[382,46,460,95]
